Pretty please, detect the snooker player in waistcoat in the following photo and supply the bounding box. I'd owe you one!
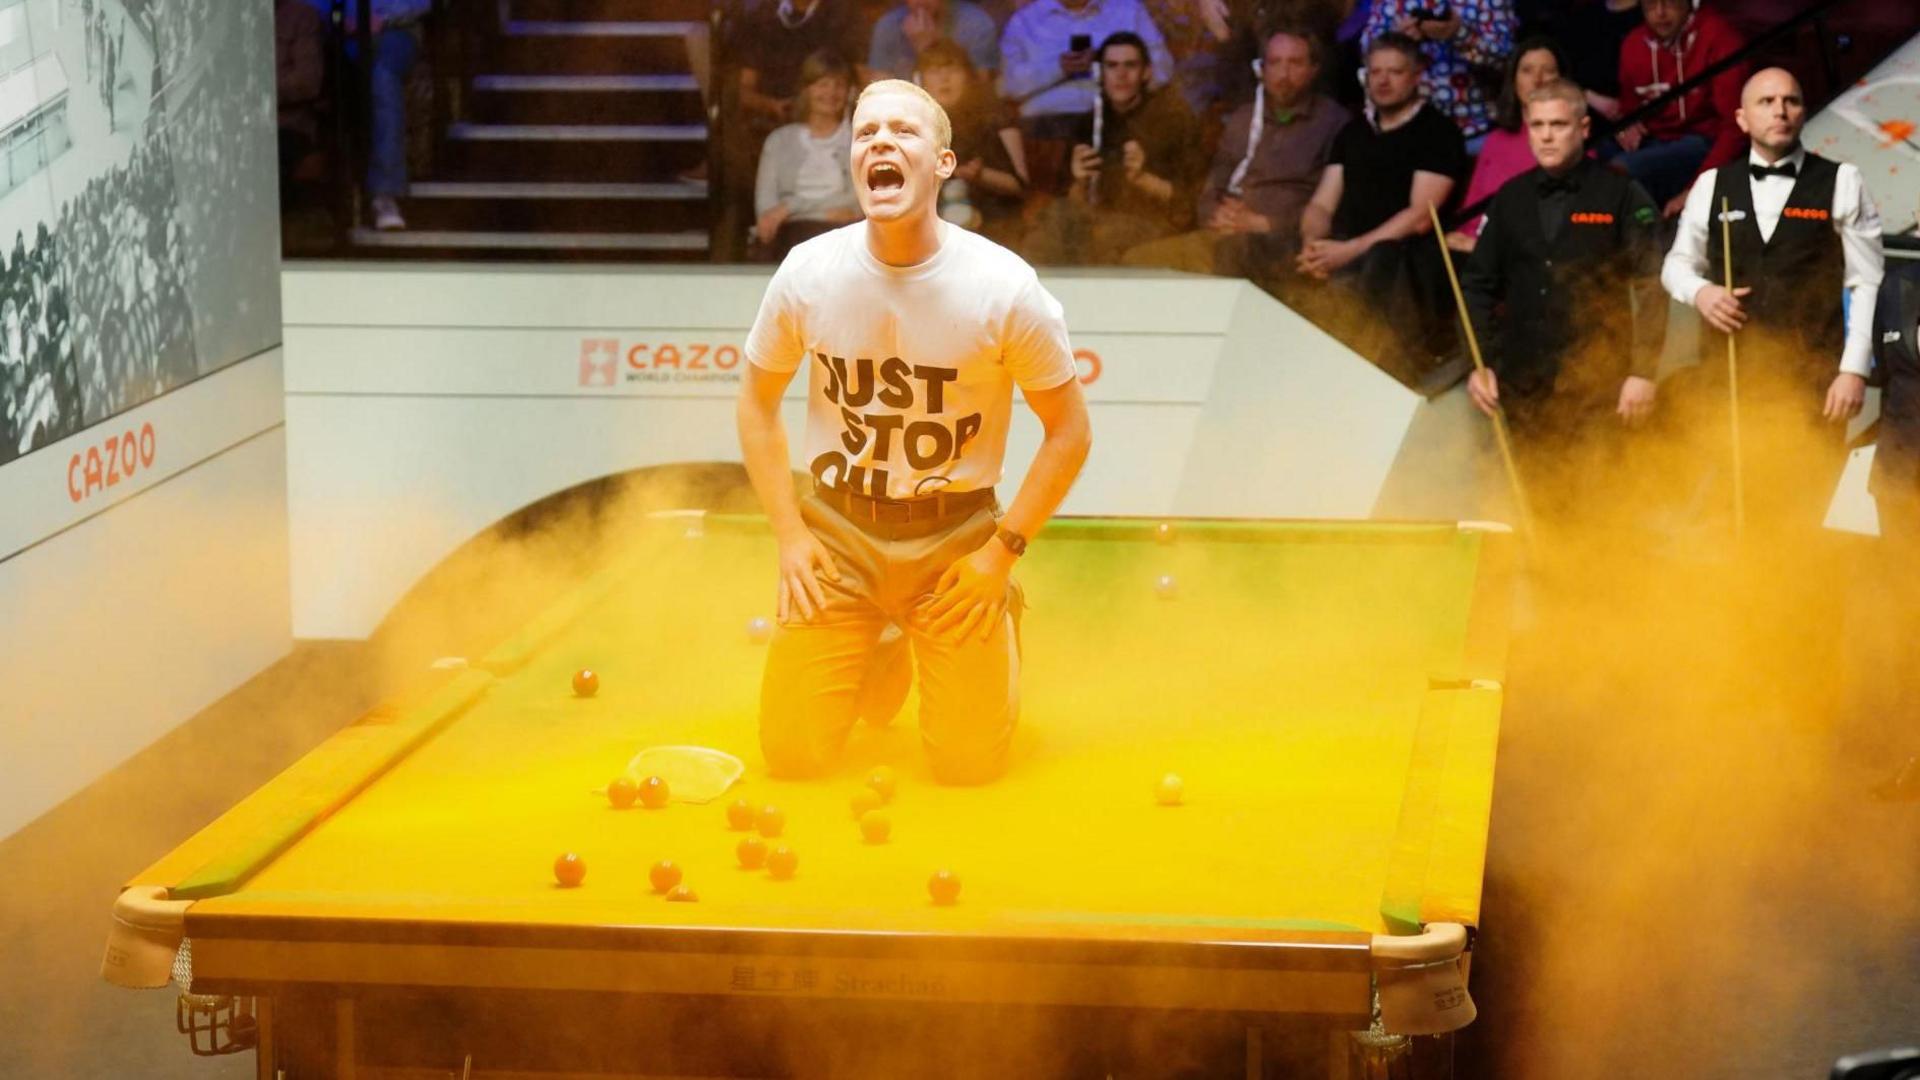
[1660,67,1884,527]
[1460,77,1664,522]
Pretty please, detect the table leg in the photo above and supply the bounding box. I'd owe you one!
[335,997,356,1080]
[254,997,275,1080]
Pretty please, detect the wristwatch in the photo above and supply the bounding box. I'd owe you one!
[995,527,1028,557]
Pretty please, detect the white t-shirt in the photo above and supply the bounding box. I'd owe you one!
[746,221,1077,500]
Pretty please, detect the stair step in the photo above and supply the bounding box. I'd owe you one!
[468,84,704,125]
[511,0,710,21]
[471,74,699,92]
[395,193,710,232]
[448,122,706,141]
[490,31,688,73]
[506,19,701,36]
[410,181,707,199]
[351,228,710,252]
[437,135,706,180]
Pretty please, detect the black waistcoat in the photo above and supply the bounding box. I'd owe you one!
[1703,152,1845,380]
[1477,162,1654,400]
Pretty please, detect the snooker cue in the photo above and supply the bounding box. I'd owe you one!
[1427,203,1536,541]
[1720,196,1746,541]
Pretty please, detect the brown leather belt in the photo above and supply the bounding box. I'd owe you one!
[813,482,996,540]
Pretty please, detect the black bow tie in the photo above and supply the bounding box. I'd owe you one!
[1538,175,1578,195]
[1750,161,1798,181]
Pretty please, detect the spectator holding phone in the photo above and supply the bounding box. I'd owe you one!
[1363,0,1517,148]
[1000,0,1173,141]
[1025,31,1203,264]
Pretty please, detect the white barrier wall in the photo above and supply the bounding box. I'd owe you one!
[0,353,290,839]
[284,263,1499,640]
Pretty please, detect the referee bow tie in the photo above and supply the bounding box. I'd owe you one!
[1749,161,1798,181]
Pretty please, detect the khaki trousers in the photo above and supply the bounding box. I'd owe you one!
[758,493,1021,784]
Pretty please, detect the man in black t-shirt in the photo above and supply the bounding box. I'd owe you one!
[1296,32,1465,377]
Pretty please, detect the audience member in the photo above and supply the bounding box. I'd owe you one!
[753,51,862,259]
[916,41,1027,242]
[275,0,326,195]
[1138,0,1233,112]
[1297,32,1466,373]
[1362,0,1517,147]
[1460,77,1664,472]
[1025,32,1204,264]
[1121,26,1345,275]
[868,0,1000,80]
[346,0,432,231]
[1000,0,1173,142]
[1540,0,1640,116]
[1607,0,1745,214]
[1448,35,1565,251]
[730,0,867,130]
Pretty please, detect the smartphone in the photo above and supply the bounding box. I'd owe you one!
[1070,33,1091,53]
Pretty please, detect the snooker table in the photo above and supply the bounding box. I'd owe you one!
[105,513,1513,1078]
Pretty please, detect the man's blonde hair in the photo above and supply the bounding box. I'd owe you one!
[856,78,952,150]
[1524,78,1588,119]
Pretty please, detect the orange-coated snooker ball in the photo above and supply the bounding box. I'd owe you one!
[726,798,756,830]
[607,777,638,809]
[859,810,891,844]
[766,845,798,880]
[737,836,768,869]
[638,776,671,809]
[649,860,683,893]
[850,789,884,819]
[756,805,786,837]
[1155,773,1184,806]
[665,884,699,902]
[572,669,599,697]
[553,853,586,888]
[928,869,961,905]
[866,767,897,803]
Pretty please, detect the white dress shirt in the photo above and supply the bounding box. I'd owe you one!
[998,0,1172,119]
[1661,146,1884,377]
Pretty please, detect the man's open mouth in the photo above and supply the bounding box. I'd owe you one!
[867,162,905,190]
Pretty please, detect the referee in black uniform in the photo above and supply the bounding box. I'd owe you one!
[1461,77,1665,517]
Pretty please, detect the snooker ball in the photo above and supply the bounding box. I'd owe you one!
[866,766,897,803]
[737,835,769,869]
[726,798,757,831]
[859,810,892,844]
[649,860,683,893]
[928,869,961,906]
[553,853,586,888]
[1154,522,1175,544]
[850,789,884,820]
[607,776,638,810]
[571,668,600,697]
[1155,773,1185,806]
[638,775,671,809]
[766,845,799,880]
[665,884,699,902]
[746,616,774,644]
[756,805,787,838]
[1154,574,1178,599]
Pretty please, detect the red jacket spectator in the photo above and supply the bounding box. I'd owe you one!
[1617,5,1746,177]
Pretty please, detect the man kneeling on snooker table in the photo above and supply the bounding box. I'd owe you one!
[737,78,1094,784]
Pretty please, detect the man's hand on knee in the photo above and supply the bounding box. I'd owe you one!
[776,528,840,624]
[919,540,1015,642]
